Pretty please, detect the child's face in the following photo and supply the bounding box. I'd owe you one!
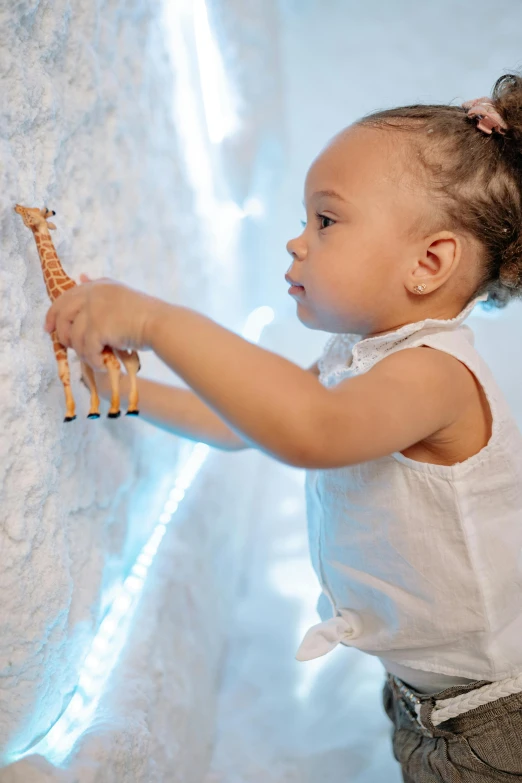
[286,125,434,336]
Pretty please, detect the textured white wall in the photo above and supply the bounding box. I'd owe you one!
[0,0,283,779]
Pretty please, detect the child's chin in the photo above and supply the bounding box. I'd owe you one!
[296,307,320,330]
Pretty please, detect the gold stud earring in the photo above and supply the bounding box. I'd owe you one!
[413,284,427,294]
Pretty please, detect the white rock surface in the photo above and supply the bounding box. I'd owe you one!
[1,0,282,777]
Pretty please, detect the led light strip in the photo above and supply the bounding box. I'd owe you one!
[8,306,273,768]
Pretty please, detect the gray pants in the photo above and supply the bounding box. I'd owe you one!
[383,671,522,781]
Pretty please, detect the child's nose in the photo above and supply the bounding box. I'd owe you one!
[286,236,305,259]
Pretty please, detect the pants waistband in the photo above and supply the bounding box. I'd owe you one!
[389,671,522,737]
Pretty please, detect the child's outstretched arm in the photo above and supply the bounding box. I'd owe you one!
[143,302,325,466]
[90,370,249,451]
[92,359,321,452]
[143,304,467,470]
[144,308,465,470]
[44,279,325,466]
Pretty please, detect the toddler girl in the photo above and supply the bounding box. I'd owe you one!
[46,72,522,782]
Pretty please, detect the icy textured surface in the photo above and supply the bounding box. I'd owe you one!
[1,0,272,775]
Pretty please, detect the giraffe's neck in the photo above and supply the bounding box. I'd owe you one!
[33,228,75,301]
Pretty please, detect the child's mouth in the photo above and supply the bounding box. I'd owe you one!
[288,285,305,295]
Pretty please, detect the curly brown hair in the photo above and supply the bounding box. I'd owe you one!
[356,72,522,310]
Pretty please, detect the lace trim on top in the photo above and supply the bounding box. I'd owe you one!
[318,294,488,388]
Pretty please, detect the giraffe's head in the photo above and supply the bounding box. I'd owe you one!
[14,205,57,231]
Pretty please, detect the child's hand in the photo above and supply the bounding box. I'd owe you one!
[44,274,157,370]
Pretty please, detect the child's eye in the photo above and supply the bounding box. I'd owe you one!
[301,213,335,231]
[316,213,335,230]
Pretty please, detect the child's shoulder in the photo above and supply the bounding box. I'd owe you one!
[399,345,493,467]
[311,345,482,469]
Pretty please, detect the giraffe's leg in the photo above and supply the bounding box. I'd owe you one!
[103,347,121,418]
[116,350,141,416]
[51,331,76,422]
[80,361,101,419]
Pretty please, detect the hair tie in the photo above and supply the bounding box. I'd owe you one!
[462,97,509,135]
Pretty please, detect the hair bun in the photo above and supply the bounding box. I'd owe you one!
[492,73,522,141]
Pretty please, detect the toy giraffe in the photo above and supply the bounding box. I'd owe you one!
[14,205,140,422]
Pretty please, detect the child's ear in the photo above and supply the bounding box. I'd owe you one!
[47,222,57,230]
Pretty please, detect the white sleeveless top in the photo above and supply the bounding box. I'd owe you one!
[296,294,522,682]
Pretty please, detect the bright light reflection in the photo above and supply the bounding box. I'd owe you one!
[242,196,265,218]
[193,0,239,143]
[161,0,255,283]
[243,306,275,343]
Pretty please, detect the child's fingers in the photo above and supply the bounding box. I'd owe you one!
[79,273,92,284]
